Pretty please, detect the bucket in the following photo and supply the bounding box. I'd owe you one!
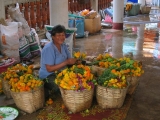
[68,19,75,28]
[75,19,85,38]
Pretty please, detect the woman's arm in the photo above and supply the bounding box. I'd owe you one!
[45,58,76,72]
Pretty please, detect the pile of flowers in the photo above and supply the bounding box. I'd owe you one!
[97,66,128,89]
[118,57,144,77]
[1,64,34,81]
[0,64,43,92]
[92,53,117,68]
[92,53,144,77]
[92,53,144,88]
[9,74,43,92]
[55,64,95,91]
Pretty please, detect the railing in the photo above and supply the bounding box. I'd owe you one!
[3,0,112,30]
[5,0,49,30]
[98,0,112,10]
[68,0,91,12]
[68,0,112,12]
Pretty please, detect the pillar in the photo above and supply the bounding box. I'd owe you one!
[91,0,98,13]
[134,24,145,59]
[49,0,68,28]
[138,0,145,6]
[112,0,124,30]
[135,24,145,51]
[0,0,5,19]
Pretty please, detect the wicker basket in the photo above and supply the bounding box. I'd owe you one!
[126,76,139,95]
[0,58,15,74]
[96,85,128,109]
[59,87,94,113]
[91,65,105,77]
[2,79,12,99]
[10,86,44,113]
[141,6,151,14]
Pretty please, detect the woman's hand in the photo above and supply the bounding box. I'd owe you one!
[66,58,77,65]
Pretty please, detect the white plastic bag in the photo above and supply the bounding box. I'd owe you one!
[0,22,20,62]
[7,22,24,39]
[8,3,30,36]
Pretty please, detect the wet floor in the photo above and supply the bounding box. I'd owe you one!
[1,14,160,120]
[75,24,160,120]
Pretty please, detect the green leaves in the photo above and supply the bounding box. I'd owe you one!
[73,67,84,75]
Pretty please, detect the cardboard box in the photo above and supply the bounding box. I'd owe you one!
[84,15,101,34]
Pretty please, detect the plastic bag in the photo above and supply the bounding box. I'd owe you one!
[26,28,41,57]
[0,22,20,62]
[104,15,113,23]
[19,36,32,59]
[8,3,30,36]
[7,22,24,39]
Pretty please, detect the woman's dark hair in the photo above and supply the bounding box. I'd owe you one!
[50,25,66,36]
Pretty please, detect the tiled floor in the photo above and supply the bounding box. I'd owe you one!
[1,15,160,120]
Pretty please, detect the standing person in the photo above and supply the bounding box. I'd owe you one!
[39,25,76,99]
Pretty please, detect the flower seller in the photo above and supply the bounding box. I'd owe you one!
[39,25,77,99]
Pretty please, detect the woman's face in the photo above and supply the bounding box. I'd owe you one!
[52,32,65,45]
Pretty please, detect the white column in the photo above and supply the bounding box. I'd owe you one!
[49,0,68,28]
[134,24,145,59]
[138,0,145,6]
[111,35,123,59]
[0,0,5,19]
[135,24,145,51]
[112,0,124,30]
[91,0,98,12]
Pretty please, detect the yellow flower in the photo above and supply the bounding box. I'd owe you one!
[74,52,81,59]
[57,72,63,77]
[62,69,67,75]
[73,52,86,60]
[81,53,86,59]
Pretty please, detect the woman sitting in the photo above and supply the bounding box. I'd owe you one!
[39,25,76,99]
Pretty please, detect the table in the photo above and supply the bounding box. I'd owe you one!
[123,13,160,51]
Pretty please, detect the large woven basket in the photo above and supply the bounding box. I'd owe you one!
[126,76,139,95]
[2,79,12,99]
[96,85,128,109]
[91,65,105,77]
[10,85,44,113]
[59,87,94,113]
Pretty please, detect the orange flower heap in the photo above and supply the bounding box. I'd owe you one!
[0,64,43,92]
[55,64,94,91]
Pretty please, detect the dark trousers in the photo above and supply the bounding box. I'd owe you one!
[43,73,59,99]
